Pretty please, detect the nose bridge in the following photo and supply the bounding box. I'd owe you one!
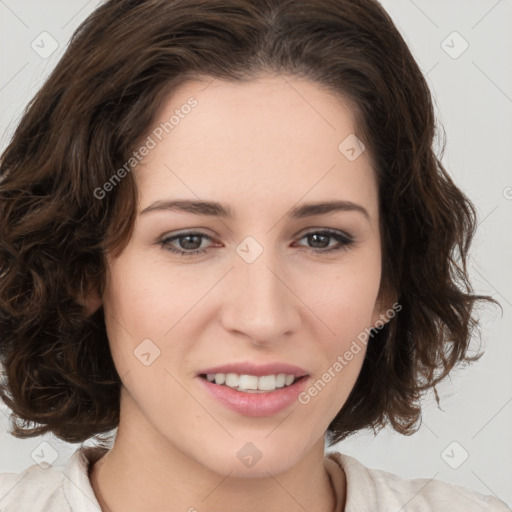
[220,238,299,343]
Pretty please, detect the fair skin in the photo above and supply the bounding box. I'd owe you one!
[86,74,393,512]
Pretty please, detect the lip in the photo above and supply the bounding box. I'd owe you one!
[197,361,309,378]
[196,361,310,417]
[197,374,310,417]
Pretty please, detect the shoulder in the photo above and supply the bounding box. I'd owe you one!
[0,462,68,511]
[326,451,511,511]
[0,445,107,512]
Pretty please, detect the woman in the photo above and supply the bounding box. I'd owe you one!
[0,0,508,510]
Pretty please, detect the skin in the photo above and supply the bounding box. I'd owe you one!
[85,74,394,512]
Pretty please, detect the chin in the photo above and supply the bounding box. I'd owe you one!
[213,457,296,479]
[197,437,313,478]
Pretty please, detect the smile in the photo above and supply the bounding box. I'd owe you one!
[201,373,300,392]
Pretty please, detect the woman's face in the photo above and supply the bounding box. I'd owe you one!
[97,75,390,477]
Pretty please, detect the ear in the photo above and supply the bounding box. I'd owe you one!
[370,280,399,329]
[77,284,103,317]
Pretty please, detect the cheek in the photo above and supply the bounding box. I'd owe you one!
[300,251,379,409]
[102,255,207,391]
[325,284,376,381]
[298,341,367,434]
[104,256,177,331]
[310,254,381,336]
[102,261,164,372]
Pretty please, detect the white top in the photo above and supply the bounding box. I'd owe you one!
[0,445,509,511]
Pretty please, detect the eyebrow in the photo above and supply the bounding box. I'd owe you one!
[139,199,370,220]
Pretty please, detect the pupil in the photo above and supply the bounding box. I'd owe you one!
[309,233,329,248]
[181,235,201,250]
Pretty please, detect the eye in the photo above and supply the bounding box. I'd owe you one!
[294,229,354,253]
[158,229,355,257]
[159,232,214,257]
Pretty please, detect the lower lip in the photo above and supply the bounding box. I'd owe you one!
[197,376,309,417]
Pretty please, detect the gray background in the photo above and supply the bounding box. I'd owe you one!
[0,0,511,507]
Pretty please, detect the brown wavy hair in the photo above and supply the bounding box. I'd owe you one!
[0,0,499,446]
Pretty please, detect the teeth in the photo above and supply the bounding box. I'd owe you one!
[258,375,277,391]
[225,373,239,387]
[214,373,225,385]
[204,373,299,392]
[275,374,286,388]
[238,374,258,390]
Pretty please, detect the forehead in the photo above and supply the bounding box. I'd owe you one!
[134,75,378,221]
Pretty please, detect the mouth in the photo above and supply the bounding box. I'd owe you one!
[198,373,308,393]
[196,362,310,415]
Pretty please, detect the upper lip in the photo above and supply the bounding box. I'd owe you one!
[198,362,309,378]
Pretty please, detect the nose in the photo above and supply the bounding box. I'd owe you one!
[219,247,301,346]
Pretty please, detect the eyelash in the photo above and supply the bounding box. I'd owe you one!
[158,229,355,257]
